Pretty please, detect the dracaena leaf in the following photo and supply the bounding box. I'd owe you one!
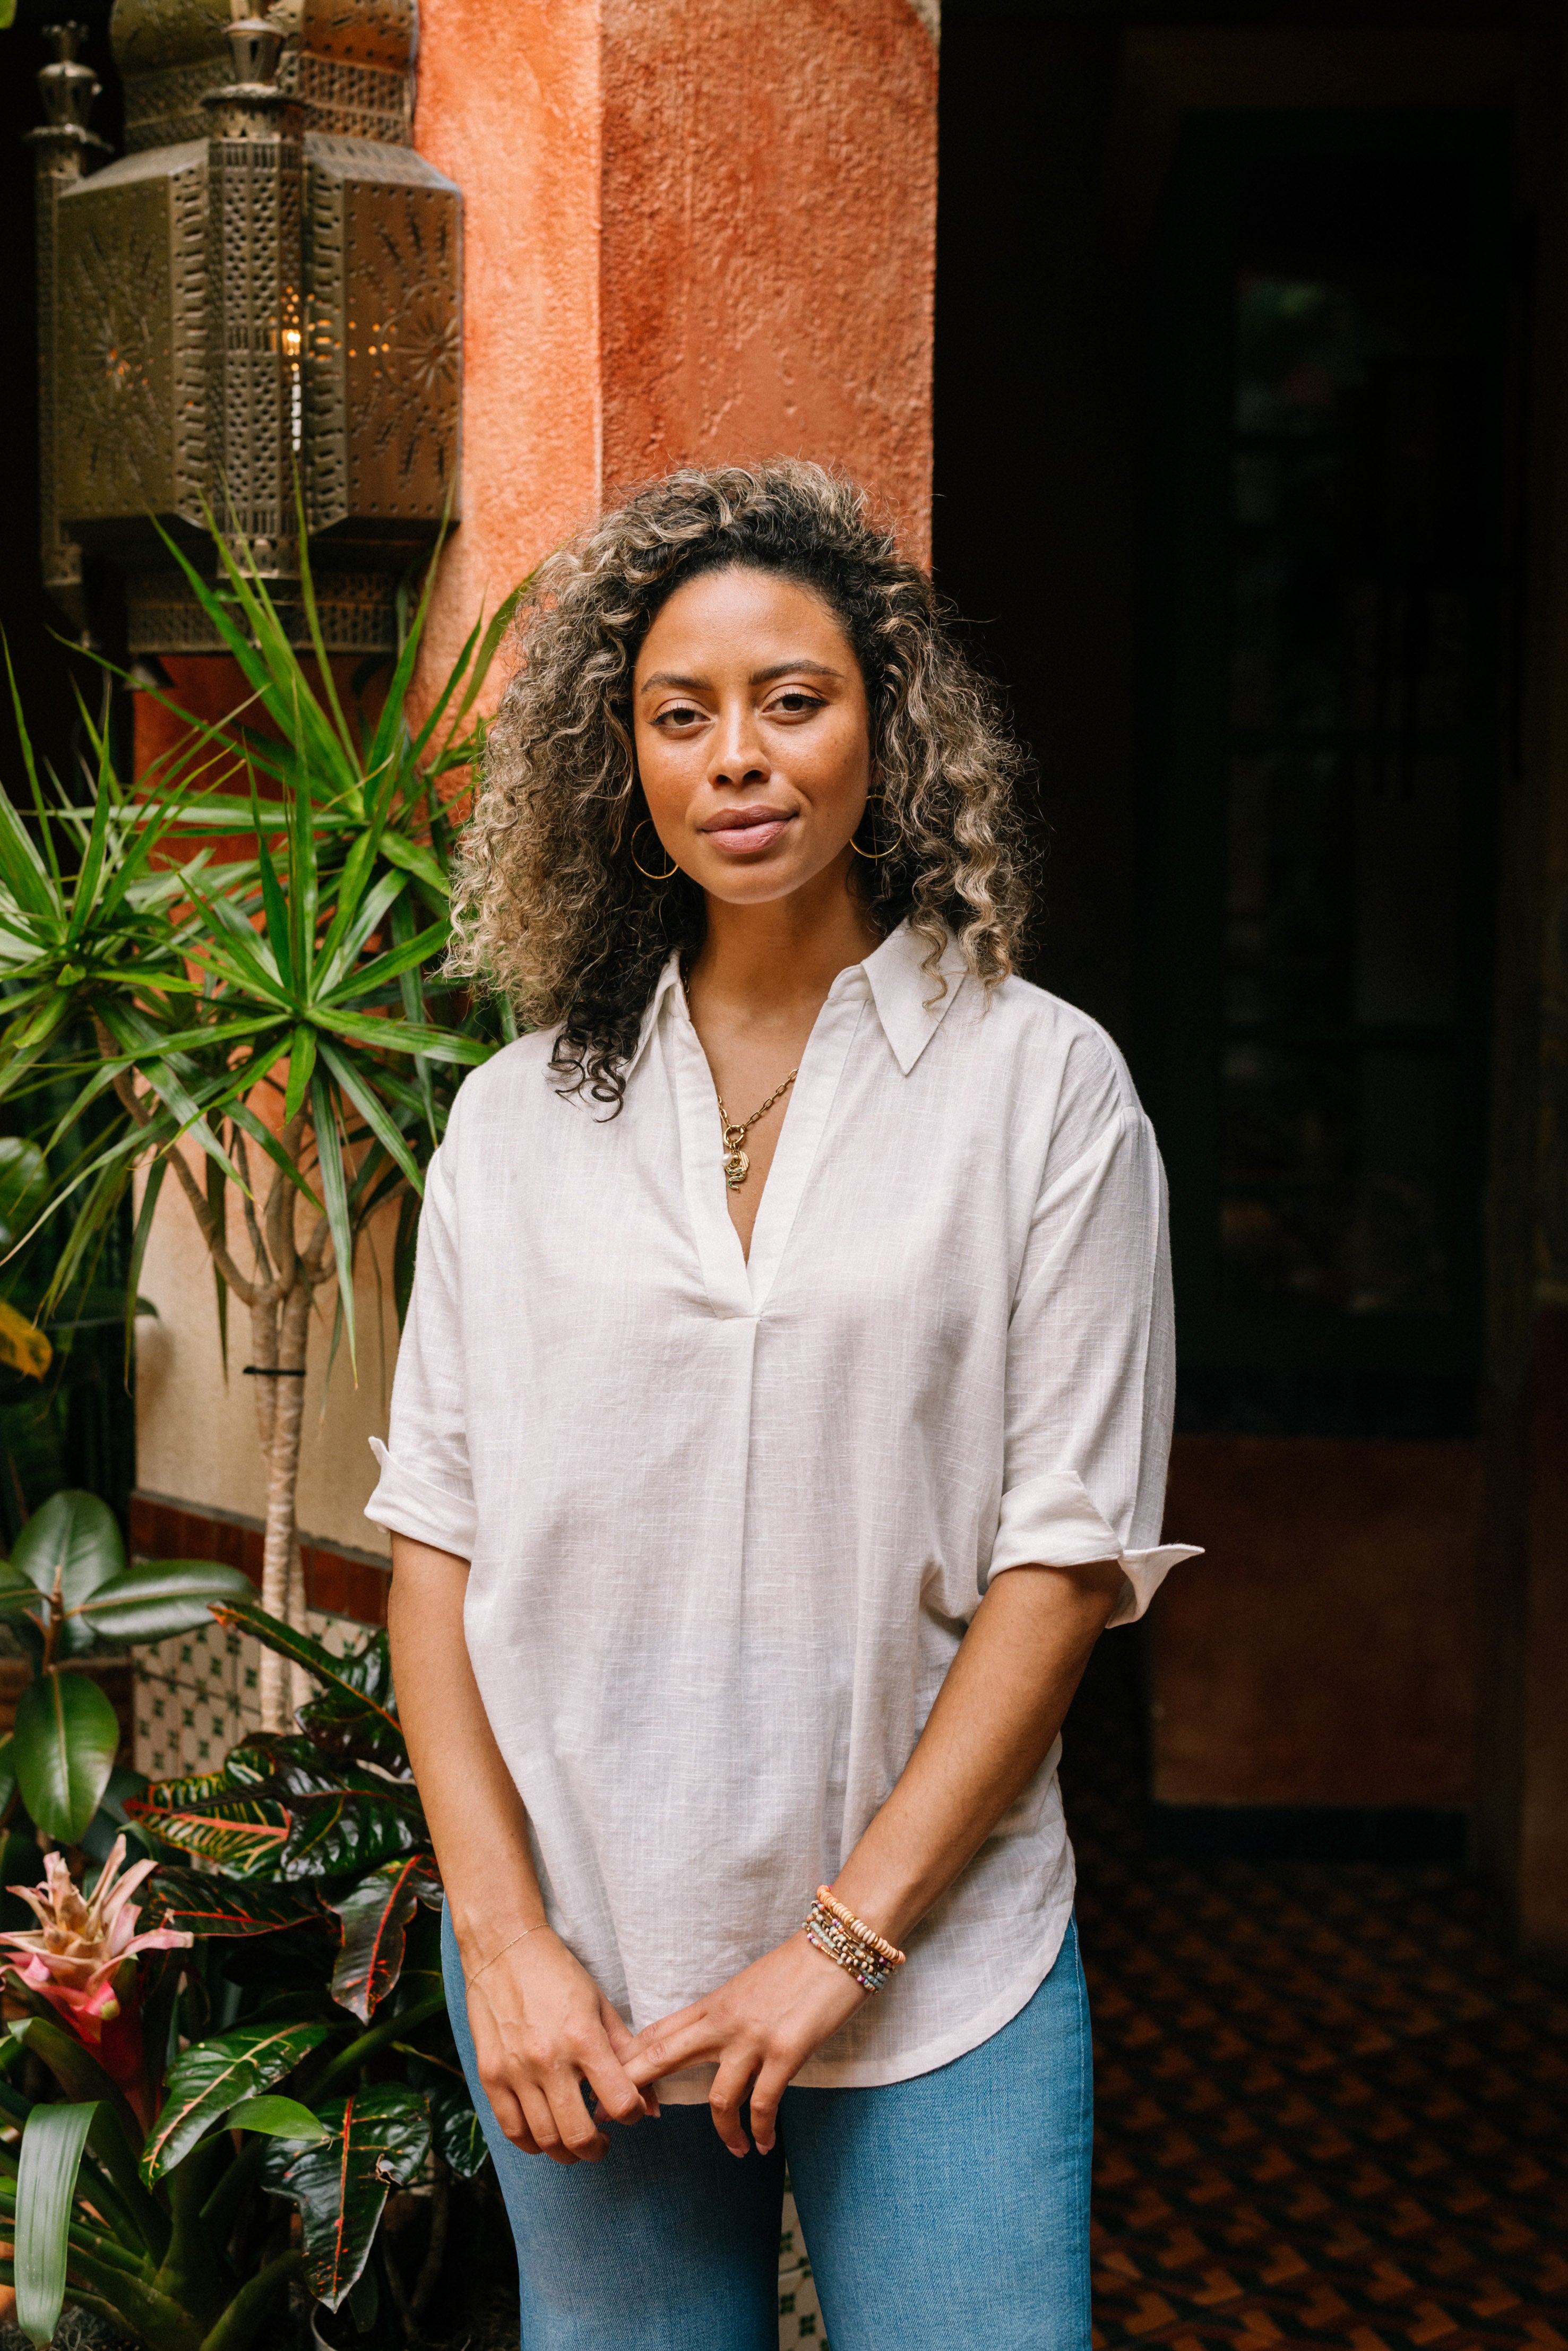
[141,2021,331,2184]
[262,2082,430,2310]
[0,1301,51,1382]
[328,1855,441,2023]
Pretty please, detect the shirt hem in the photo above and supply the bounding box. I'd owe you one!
[790,1907,1073,2090]
[655,1900,1075,2101]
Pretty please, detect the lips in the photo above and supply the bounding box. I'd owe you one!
[699,806,796,855]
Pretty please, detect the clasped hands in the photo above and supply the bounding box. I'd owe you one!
[464,1921,868,2165]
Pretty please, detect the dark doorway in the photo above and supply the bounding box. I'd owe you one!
[1141,115,1510,1444]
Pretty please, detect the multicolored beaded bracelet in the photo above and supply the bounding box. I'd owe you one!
[802,1889,907,1994]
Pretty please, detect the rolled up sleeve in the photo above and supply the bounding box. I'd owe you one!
[989,1053,1200,1626]
[365,1141,477,1560]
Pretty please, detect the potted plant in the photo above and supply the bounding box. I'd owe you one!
[0,1588,488,2350]
[0,514,520,1727]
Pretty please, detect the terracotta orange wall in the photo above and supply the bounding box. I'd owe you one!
[411,0,937,714]
[599,0,937,547]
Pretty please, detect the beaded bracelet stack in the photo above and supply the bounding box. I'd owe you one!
[803,1884,907,1994]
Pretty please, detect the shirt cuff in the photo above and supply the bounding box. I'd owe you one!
[364,1437,477,1559]
[988,1468,1201,1627]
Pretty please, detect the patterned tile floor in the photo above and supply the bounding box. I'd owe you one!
[1070,1642,1568,2351]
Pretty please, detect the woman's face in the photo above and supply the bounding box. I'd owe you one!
[632,564,872,907]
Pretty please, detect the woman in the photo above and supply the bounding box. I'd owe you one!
[371,461,1196,2350]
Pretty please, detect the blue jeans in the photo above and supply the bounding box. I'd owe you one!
[442,1906,1092,2350]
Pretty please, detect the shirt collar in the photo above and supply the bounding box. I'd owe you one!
[622,918,967,1085]
[857,918,969,1074]
[624,952,687,1081]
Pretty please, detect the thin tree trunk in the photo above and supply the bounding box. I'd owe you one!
[257,1280,311,1732]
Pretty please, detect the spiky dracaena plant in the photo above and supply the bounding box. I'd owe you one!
[0,527,521,1727]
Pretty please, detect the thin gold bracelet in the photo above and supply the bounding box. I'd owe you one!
[464,1924,544,1987]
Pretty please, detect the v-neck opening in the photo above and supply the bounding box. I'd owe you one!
[669,971,868,1317]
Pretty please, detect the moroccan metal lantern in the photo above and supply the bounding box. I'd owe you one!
[30,0,462,653]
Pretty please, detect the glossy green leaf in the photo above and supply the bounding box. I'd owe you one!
[141,2020,330,2185]
[210,1598,406,1763]
[136,1866,320,1941]
[262,2082,430,2310]
[13,1670,119,1844]
[0,1733,14,1823]
[70,1558,256,1642]
[427,2081,489,2180]
[14,2100,96,2348]
[280,1794,424,1882]
[328,1855,441,2023]
[124,1794,292,1877]
[224,2094,327,2145]
[0,1560,44,1624]
[6,2014,168,2257]
[10,1488,124,1606]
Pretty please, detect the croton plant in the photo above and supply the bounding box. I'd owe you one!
[0,1500,485,2351]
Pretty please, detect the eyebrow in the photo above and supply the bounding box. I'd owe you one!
[637,661,845,694]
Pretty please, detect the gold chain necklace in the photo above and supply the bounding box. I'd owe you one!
[681,970,798,1191]
[716,1071,798,1190]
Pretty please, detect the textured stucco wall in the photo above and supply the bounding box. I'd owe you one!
[410,0,606,703]
[135,1155,398,1559]
[411,0,937,711]
[598,0,937,554]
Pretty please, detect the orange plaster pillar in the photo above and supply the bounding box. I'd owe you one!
[411,0,938,711]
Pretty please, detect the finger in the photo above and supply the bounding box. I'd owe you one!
[547,2069,610,2164]
[582,2053,651,2128]
[622,1999,705,2062]
[582,2013,657,2126]
[623,2018,711,2090]
[747,2057,792,2157]
[708,2055,758,2159]
[519,2080,578,2166]
[480,2078,538,2154]
[599,1997,661,2115]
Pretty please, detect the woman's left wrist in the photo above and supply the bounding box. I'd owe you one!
[802,1884,907,1995]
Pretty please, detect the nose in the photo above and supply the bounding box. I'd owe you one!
[708,695,770,790]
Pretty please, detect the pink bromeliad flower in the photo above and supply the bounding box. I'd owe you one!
[0,1838,192,2060]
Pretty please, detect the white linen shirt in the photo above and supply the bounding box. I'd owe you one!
[365,919,1197,2092]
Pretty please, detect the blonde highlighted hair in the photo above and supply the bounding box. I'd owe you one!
[446,461,1032,1107]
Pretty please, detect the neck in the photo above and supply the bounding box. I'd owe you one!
[690,854,882,1020]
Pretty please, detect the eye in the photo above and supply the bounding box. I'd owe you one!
[768,690,826,717]
[653,701,705,730]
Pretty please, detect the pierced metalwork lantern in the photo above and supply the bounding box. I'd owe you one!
[31,1,462,654]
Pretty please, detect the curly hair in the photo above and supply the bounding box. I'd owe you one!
[445,460,1032,1109]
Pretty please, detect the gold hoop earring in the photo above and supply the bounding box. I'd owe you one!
[632,821,679,883]
[850,794,897,861]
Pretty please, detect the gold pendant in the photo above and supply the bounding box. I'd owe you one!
[723,1148,749,1190]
